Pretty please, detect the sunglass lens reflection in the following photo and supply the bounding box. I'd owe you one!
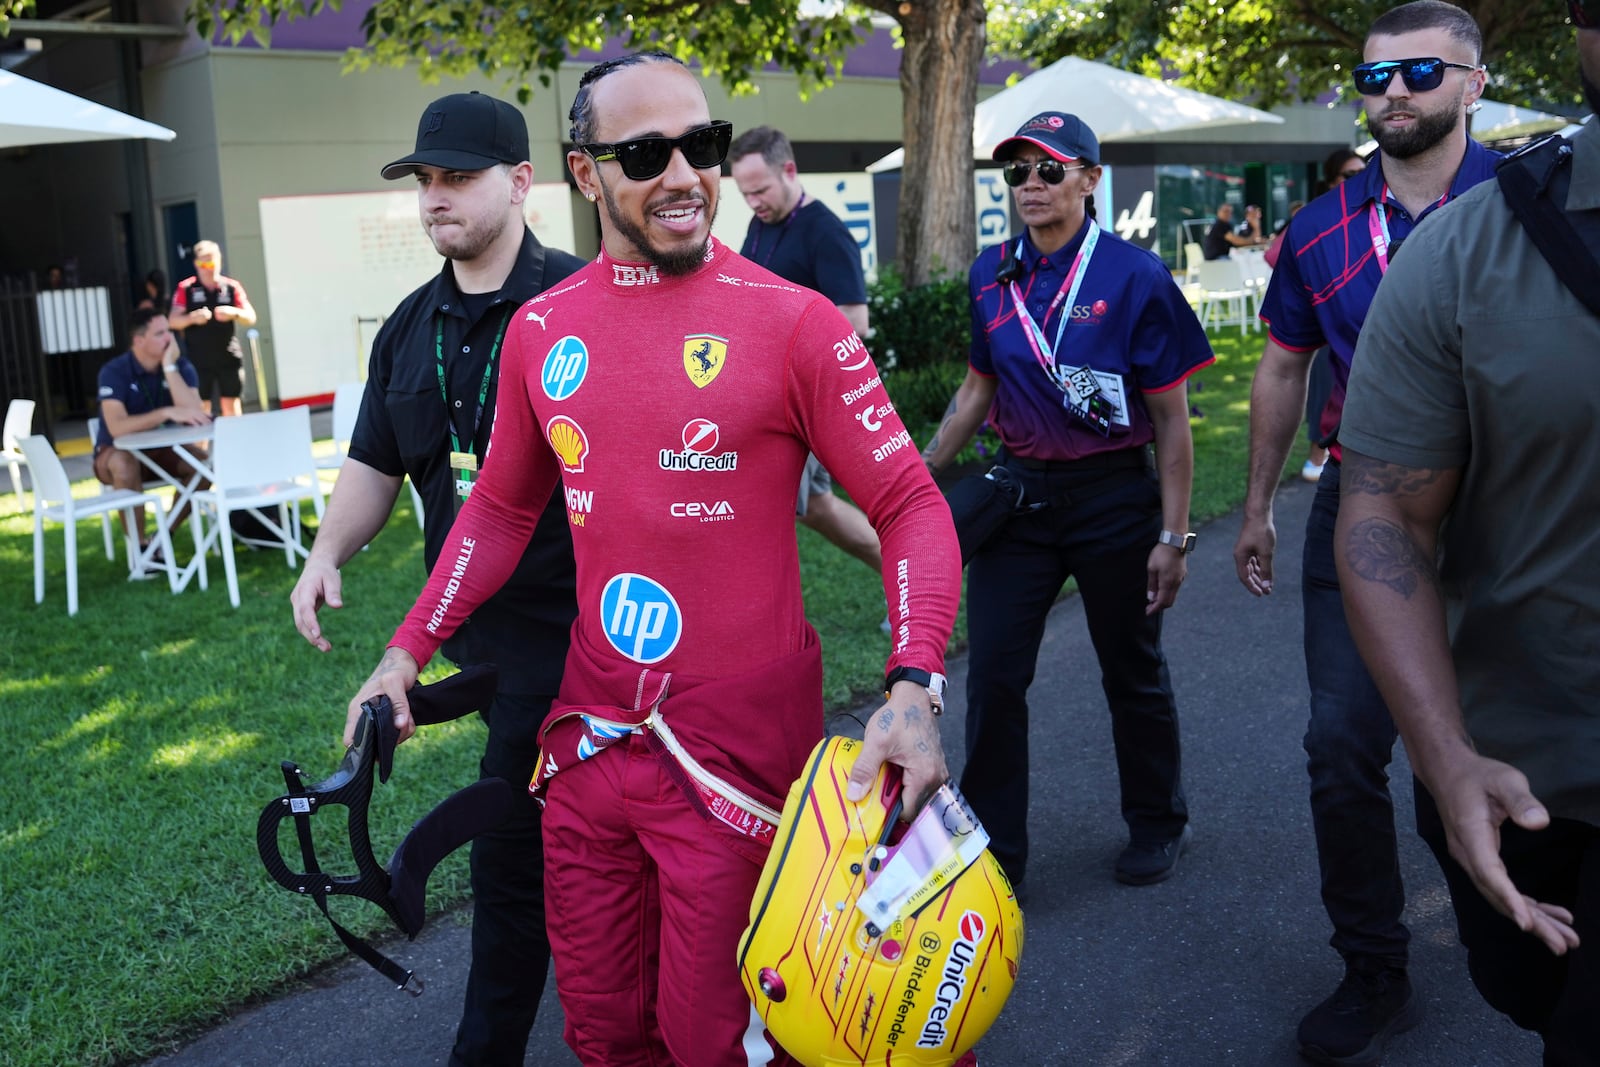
[1002,160,1067,187]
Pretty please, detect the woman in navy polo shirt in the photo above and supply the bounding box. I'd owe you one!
[921,111,1214,892]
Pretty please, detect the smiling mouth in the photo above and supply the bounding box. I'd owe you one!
[654,201,703,222]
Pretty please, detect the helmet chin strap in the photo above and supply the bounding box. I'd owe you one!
[256,665,507,995]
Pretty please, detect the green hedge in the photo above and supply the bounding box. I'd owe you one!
[867,265,1001,470]
[864,263,969,374]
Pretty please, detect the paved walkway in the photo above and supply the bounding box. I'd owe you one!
[141,478,1541,1067]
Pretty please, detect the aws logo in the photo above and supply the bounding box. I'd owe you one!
[833,331,870,372]
[600,573,681,664]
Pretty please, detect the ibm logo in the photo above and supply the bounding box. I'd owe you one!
[600,573,682,664]
[612,263,660,286]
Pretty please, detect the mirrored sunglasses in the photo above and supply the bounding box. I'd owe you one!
[1001,159,1086,187]
[582,121,733,182]
[1351,57,1479,95]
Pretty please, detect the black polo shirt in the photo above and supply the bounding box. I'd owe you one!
[349,228,586,695]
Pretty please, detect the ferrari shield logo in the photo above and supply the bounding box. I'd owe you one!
[683,334,728,389]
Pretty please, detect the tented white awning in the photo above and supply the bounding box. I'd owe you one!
[867,56,1283,172]
[0,69,175,149]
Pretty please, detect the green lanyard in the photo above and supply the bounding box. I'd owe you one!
[434,307,513,458]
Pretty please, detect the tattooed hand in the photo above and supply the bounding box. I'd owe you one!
[846,681,950,818]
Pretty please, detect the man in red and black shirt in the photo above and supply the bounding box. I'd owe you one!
[170,239,256,417]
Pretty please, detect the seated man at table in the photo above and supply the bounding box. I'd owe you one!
[94,308,212,553]
[1202,202,1266,259]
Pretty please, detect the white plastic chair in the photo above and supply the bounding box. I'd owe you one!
[1196,258,1257,336]
[1183,242,1205,286]
[191,407,327,608]
[316,382,366,474]
[3,398,35,509]
[19,435,178,616]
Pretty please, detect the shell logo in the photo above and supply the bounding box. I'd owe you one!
[546,416,589,473]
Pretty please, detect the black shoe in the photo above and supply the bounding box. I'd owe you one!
[1297,961,1421,1066]
[1114,825,1192,885]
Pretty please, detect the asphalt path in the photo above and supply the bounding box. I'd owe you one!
[142,478,1542,1067]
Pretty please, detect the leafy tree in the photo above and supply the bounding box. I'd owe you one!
[0,0,984,286]
[988,0,1583,114]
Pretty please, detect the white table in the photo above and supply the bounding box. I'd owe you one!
[113,423,215,590]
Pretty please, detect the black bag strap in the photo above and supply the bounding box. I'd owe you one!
[1496,135,1600,318]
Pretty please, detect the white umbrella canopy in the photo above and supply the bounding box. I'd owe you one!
[868,56,1283,172]
[1471,97,1571,140]
[0,69,176,148]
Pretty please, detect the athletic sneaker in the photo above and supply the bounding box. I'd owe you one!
[1297,960,1421,1066]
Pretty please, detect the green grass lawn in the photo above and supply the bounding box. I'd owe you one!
[0,329,1267,1067]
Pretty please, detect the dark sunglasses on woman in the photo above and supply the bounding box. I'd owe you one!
[1351,56,1480,95]
[1001,159,1087,187]
[581,121,733,182]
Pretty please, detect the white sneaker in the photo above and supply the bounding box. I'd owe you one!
[1301,460,1325,482]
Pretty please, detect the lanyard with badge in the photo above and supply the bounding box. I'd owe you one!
[1367,183,1448,274]
[748,194,806,267]
[1006,225,1116,435]
[435,307,512,511]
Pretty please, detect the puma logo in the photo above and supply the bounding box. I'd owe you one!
[526,308,552,330]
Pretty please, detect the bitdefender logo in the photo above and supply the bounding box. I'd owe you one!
[916,911,985,1049]
[660,418,738,472]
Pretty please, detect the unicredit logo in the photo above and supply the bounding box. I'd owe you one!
[917,910,986,1049]
[661,418,738,471]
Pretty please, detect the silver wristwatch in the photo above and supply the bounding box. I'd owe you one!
[1158,529,1197,554]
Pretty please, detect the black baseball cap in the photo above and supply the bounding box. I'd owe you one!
[992,111,1100,166]
[381,92,530,180]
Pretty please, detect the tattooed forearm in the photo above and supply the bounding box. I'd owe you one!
[1341,454,1447,498]
[1344,517,1439,599]
[920,395,961,471]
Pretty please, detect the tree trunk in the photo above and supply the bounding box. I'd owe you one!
[895,0,986,287]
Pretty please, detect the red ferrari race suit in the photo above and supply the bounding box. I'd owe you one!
[391,238,961,1066]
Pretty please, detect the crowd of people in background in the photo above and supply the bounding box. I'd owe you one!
[51,1,1598,1063]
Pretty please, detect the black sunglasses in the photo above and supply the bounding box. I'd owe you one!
[1001,159,1087,187]
[1352,57,1480,96]
[1572,0,1597,28]
[582,121,733,181]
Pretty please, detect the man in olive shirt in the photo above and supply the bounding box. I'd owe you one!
[1335,5,1600,1056]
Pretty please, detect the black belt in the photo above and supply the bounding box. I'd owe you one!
[1004,446,1148,474]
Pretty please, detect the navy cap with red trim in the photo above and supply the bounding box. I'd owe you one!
[382,92,530,180]
[993,111,1100,166]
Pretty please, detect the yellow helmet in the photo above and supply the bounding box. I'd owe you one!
[738,736,1024,1066]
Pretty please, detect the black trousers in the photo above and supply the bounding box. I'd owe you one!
[960,453,1188,886]
[1416,783,1600,1064]
[450,690,555,1067]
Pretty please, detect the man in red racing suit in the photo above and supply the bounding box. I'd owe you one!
[349,51,962,1067]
